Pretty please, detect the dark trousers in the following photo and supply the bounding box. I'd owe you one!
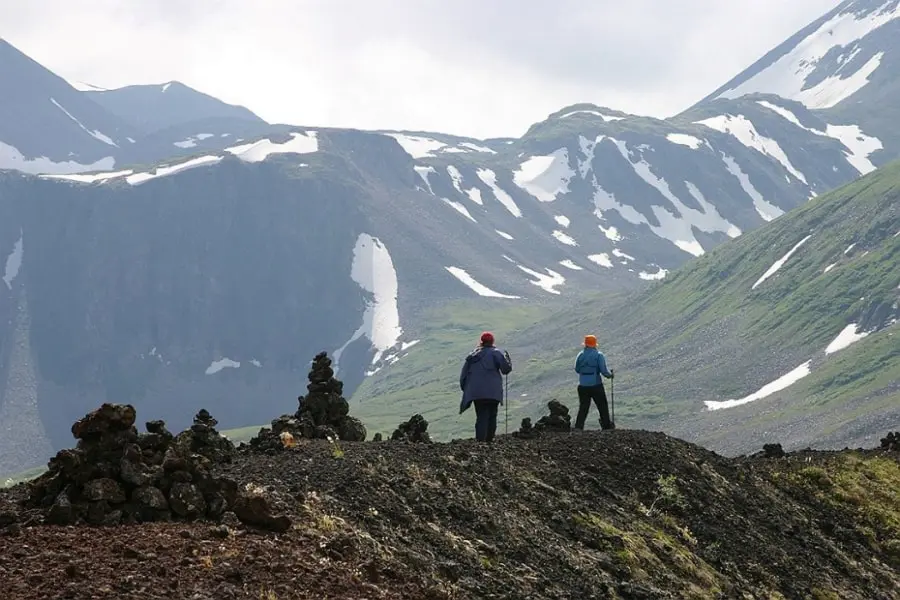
[575,384,613,430]
[473,399,500,442]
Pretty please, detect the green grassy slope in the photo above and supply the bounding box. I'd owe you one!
[353,160,900,454]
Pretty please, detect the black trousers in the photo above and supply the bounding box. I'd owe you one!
[473,399,500,442]
[575,384,613,430]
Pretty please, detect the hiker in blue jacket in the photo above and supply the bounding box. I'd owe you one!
[459,331,512,443]
[574,334,615,430]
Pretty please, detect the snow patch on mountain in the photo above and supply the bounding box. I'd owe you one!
[0,141,116,175]
[666,134,705,149]
[386,134,446,158]
[587,253,614,268]
[756,100,882,174]
[414,166,435,193]
[558,109,624,121]
[577,135,599,178]
[612,248,635,262]
[695,114,808,184]
[127,155,223,185]
[43,169,135,183]
[825,323,871,354]
[554,215,571,228]
[226,132,318,162]
[599,224,622,242]
[512,149,575,202]
[334,234,404,367]
[715,2,900,108]
[704,361,812,410]
[3,230,23,290]
[552,231,577,246]
[752,234,813,290]
[173,133,216,149]
[516,264,566,294]
[559,260,583,271]
[638,266,668,281]
[442,198,477,222]
[495,230,514,240]
[205,358,240,375]
[49,98,118,147]
[476,169,522,217]
[720,154,784,221]
[445,267,520,299]
[610,138,741,256]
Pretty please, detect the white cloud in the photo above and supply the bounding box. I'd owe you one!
[0,0,839,138]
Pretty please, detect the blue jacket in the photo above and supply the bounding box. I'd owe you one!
[459,346,512,413]
[575,347,612,387]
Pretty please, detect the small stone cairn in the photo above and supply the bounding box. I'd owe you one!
[391,414,432,443]
[249,352,367,452]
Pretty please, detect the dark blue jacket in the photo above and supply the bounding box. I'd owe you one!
[459,346,512,413]
[575,347,612,386]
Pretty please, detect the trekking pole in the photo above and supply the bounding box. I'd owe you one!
[504,374,509,435]
[611,373,615,425]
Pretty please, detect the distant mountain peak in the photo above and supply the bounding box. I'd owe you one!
[700,0,900,110]
[547,103,630,122]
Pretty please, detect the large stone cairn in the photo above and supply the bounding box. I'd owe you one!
[250,352,367,452]
[391,414,432,443]
[25,403,238,526]
[534,400,572,433]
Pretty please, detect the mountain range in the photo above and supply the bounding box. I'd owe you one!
[2,0,899,475]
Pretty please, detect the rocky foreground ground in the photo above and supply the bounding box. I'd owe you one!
[0,425,898,600]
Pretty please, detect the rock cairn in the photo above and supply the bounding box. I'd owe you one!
[534,400,572,432]
[513,417,537,439]
[25,403,238,526]
[250,352,367,452]
[391,414,432,443]
[881,431,899,452]
[762,443,786,458]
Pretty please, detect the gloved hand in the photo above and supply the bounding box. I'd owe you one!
[609,369,615,379]
[504,350,512,365]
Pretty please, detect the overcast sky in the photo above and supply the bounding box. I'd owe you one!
[1,0,840,138]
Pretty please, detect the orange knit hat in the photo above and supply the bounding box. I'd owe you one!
[584,335,597,348]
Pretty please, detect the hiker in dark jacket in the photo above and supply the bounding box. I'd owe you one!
[574,334,615,430]
[459,332,512,442]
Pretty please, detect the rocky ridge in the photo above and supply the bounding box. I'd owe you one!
[0,393,896,599]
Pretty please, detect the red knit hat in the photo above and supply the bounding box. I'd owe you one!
[480,331,495,346]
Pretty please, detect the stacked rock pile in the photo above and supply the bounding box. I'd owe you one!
[391,414,432,443]
[249,352,367,452]
[24,403,238,526]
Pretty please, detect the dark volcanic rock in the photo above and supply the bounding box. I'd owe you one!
[391,414,432,443]
[881,431,899,451]
[513,417,538,439]
[232,489,291,533]
[249,352,367,452]
[533,400,571,432]
[762,443,786,458]
[24,404,238,526]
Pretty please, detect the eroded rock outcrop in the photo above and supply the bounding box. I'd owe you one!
[249,352,367,452]
[881,431,899,452]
